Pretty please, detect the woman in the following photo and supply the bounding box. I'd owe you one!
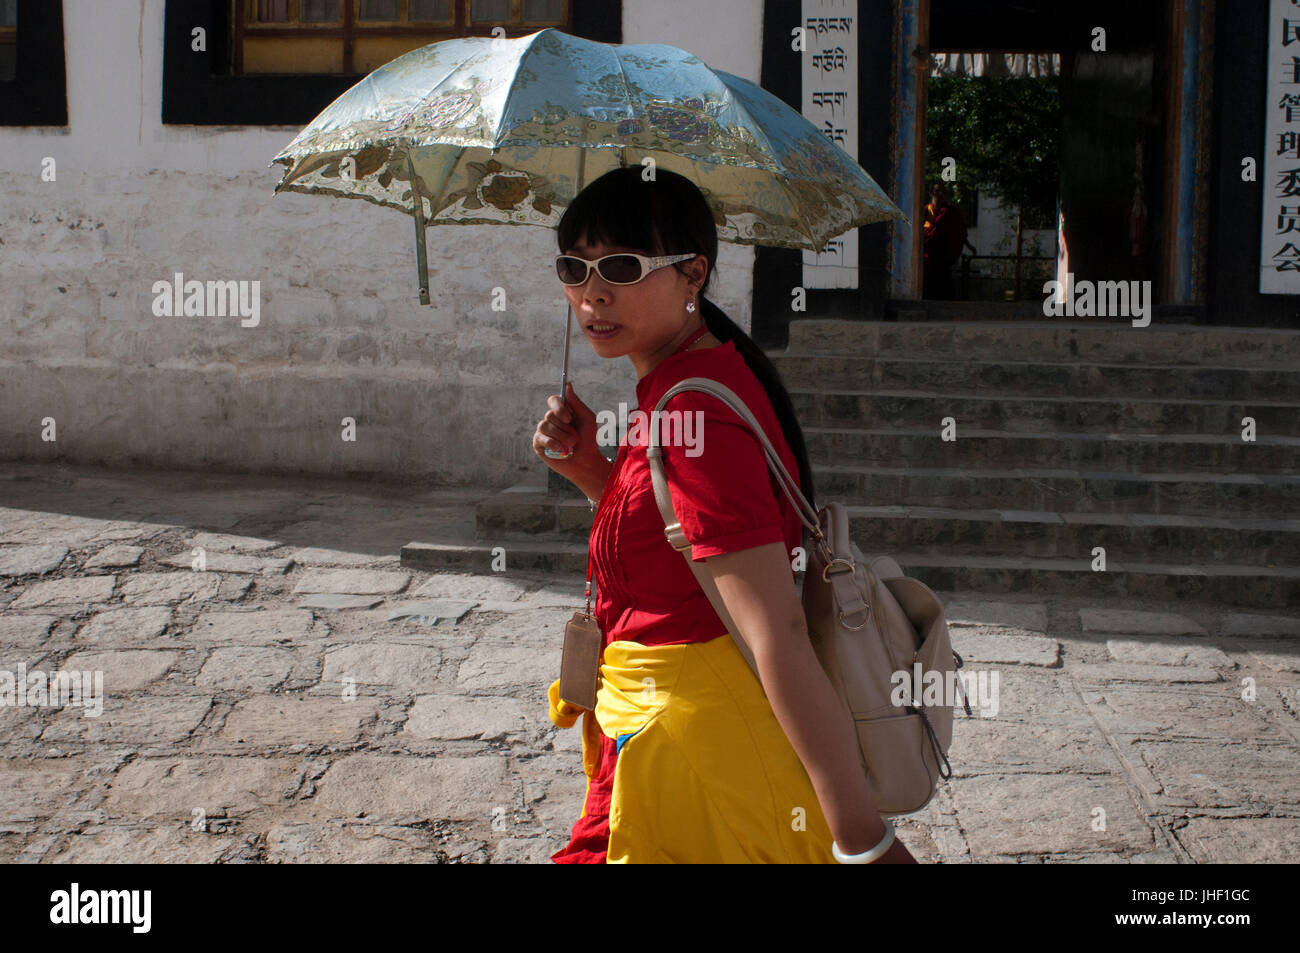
[533,167,916,864]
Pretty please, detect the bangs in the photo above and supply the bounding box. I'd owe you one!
[557,167,669,256]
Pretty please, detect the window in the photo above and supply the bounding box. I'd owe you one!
[234,0,567,75]
[0,0,16,81]
[165,0,608,124]
[0,0,67,126]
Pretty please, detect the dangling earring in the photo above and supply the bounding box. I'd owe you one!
[686,299,696,313]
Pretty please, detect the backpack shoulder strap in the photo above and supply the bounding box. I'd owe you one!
[643,376,819,683]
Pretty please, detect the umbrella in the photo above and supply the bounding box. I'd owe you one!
[269,27,905,458]
[270,26,905,305]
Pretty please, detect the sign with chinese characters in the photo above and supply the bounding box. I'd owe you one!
[1261,0,1300,293]
[801,0,858,289]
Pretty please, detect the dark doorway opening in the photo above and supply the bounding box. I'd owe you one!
[924,0,1170,311]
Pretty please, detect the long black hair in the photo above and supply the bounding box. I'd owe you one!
[556,166,815,507]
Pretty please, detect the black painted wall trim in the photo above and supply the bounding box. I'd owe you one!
[754,0,893,350]
[1207,0,1300,327]
[162,0,621,126]
[0,1,68,126]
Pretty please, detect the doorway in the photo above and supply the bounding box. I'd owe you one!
[919,0,1170,310]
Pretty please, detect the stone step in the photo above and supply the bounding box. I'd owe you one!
[476,486,593,540]
[813,463,1300,516]
[802,427,1300,474]
[468,488,1299,563]
[878,554,1300,608]
[400,537,1300,608]
[402,537,590,575]
[841,504,1300,564]
[770,355,1300,401]
[789,388,1300,437]
[781,320,1300,366]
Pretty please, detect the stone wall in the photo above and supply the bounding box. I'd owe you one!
[0,0,763,488]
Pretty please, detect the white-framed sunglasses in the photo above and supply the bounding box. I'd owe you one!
[555,252,697,286]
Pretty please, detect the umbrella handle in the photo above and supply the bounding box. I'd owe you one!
[543,304,574,459]
[407,153,431,306]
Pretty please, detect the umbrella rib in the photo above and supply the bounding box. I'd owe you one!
[422,143,464,221]
[492,30,550,150]
[713,76,784,175]
[609,45,638,141]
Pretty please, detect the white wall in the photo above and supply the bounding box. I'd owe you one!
[0,0,766,487]
[623,0,764,333]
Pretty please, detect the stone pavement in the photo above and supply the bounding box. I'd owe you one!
[1,461,1297,863]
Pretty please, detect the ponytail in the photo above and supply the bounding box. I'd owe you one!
[698,295,816,509]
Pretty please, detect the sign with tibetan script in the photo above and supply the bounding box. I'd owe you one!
[802,0,859,289]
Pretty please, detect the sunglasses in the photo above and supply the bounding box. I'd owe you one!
[555,252,697,286]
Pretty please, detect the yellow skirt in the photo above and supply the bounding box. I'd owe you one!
[548,631,838,863]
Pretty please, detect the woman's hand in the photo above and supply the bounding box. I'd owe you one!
[533,382,611,500]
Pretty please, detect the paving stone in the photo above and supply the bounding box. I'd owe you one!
[1071,663,1222,684]
[287,547,391,568]
[403,694,532,742]
[950,631,1061,667]
[319,643,442,694]
[0,544,68,576]
[1221,613,1300,637]
[43,827,235,863]
[492,836,567,864]
[1082,687,1278,741]
[1105,639,1234,668]
[454,643,558,694]
[61,649,180,692]
[39,695,213,747]
[219,575,253,601]
[101,756,305,819]
[1177,816,1300,864]
[385,600,477,625]
[118,572,225,605]
[74,606,173,645]
[951,719,1116,774]
[216,695,376,747]
[10,576,116,610]
[944,600,1048,633]
[188,532,282,553]
[306,752,509,822]
[1137,741,1300,807]
[1247,645,1300,673]
[0,760,94,833]
[1079,608,1208,636]
[191,608,321,645]
[949,773,1156,858]
[264,819,485,862]
[515,752,592,833]
[87,521,168,544]
[517,584,589,608]
[0,614,58,649]
[0,512,116,547]
[411,573,535,603]
[161,551,293,574]
[296,594,384,610]
[475,607,575,646]
[196,647,303,692]
[82,544,144,571]
[969,668,1095,727]
[293,569,410,595]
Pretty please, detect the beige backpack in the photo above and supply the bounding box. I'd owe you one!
[646,377,968,815]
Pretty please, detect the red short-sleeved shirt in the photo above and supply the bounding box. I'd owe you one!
[589,338,806,648]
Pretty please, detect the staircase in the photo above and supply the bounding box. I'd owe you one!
[402,320,1300,609]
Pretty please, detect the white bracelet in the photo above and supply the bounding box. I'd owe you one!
[832,820,895,864]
